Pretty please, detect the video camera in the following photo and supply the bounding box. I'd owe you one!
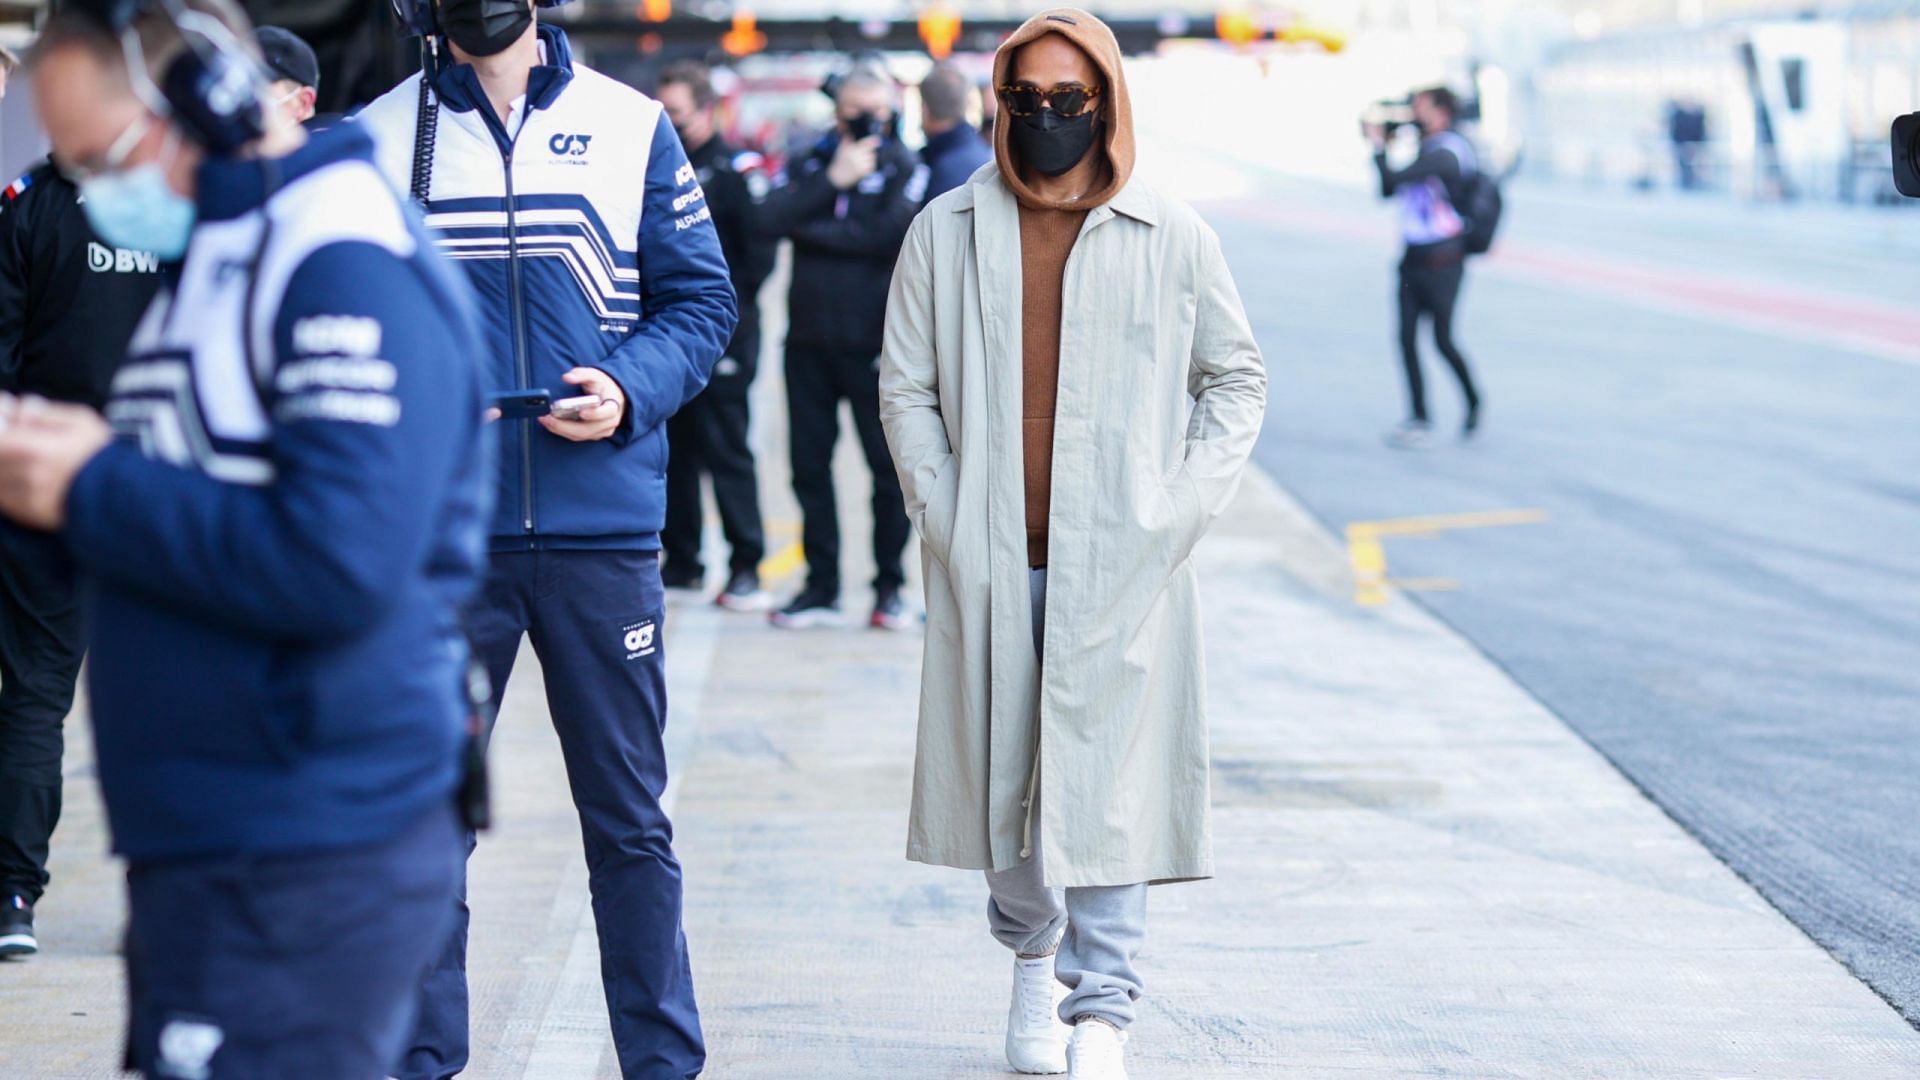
[1361,94,1481,140]
[1891,113,1920,197]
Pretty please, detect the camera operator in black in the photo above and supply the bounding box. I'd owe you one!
[0,115,163,956]
[657,61,777,610]
[1368,86,1482,449]
[758,66,928,629]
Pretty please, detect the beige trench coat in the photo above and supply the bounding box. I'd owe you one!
[878,166,1267,888]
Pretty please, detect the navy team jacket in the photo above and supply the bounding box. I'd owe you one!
[62,125,491,861]
[358,26,738,551]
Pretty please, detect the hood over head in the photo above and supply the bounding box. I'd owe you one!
[991,8,1134,210]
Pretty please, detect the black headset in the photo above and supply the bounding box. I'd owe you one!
[69,0,268,156]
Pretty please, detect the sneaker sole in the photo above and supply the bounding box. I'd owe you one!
[770,610,845,630]
[715,592,772,613]
[870,613,913,631]
[0,933,38,957]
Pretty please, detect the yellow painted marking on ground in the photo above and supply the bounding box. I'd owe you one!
[1351,508,1549,540]
[1345,509,1547,606]
[758,542,805,581]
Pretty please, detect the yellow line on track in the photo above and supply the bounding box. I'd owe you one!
[1344,509,1548,606]
[758,542,806,581]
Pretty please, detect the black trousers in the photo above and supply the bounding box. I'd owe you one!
[0,525,83,904]
[784,345,908,597]
[662,344,766,581]
[1397,250,1481,424]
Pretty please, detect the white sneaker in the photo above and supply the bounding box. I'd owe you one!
[1384,418,1434,450]
[1006,954,1069,1074]
[1067,1021,1128,1080]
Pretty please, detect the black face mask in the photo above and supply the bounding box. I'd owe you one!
[439,0,533,58]
[1009,109,1097,178]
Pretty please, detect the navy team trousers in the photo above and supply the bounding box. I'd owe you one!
[123,804,462,1080]
[398,549,702,1080]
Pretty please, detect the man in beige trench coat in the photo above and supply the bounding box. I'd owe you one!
[878,10,1267,1079]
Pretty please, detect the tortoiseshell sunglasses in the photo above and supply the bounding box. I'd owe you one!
[996,82,1103,119]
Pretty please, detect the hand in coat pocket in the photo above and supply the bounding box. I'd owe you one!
[1153,462,1208,570]
[919,454,962,567]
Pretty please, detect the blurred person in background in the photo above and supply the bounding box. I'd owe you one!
[0,36,162,960]
[657,59,777,611]
[920,61,991,200]
[1668,98,1709,192]
[1369,86,1482,449]
[254,25,318,126]
[978,75,999,138]
[881,10,1266,1078]
[759,64,927,630]
[0,2,487,1073]
[358,1,737,1075]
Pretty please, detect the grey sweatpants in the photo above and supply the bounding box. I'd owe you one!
[983,568,1149,1030]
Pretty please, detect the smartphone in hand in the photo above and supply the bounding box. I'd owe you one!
[488,389,552,420]
[549,394,604,421]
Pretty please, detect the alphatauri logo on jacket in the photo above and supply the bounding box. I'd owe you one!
[548,132,593,160]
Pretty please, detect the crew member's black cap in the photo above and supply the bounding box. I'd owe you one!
[255,26,319,90]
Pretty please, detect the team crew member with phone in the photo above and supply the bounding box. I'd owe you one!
[358,1,737,1077]
[0,1,490,1075]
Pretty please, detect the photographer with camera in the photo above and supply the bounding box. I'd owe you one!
[757,64,929,630]
[1367,86,1484,449]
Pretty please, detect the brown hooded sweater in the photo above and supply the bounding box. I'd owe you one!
[992,9,1136,567]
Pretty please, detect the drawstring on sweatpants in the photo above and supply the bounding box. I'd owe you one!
[1019,745,1041,860]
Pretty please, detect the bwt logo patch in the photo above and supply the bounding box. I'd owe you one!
[622,619,659,660]
[549,133,593,156]
[87,241,160,274]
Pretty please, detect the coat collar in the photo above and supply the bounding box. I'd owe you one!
[951,165,1157,227]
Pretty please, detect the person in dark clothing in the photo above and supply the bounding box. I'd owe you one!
[759,67,929,630]
[255,25,319,126]
[0,66,164,957]
[1368,86,1482,449]
[1668,99,1709,191]
[657,60,777,612]
[919,62,991,200]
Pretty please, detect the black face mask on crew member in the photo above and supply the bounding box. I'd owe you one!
[438,0,534,58]
[1010,108,1097,178]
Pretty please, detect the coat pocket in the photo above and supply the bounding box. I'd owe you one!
[920,454,962,567]
[1154,461,1207,570]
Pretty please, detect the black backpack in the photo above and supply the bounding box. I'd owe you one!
[1433,132,1503,256]
[1459,170,1503,255]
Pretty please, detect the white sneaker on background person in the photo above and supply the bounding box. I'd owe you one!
[1006,954,1069,1074]
[714,569,771,613]
[1066,1020,1127,1079]
[1384,418,1434,449]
